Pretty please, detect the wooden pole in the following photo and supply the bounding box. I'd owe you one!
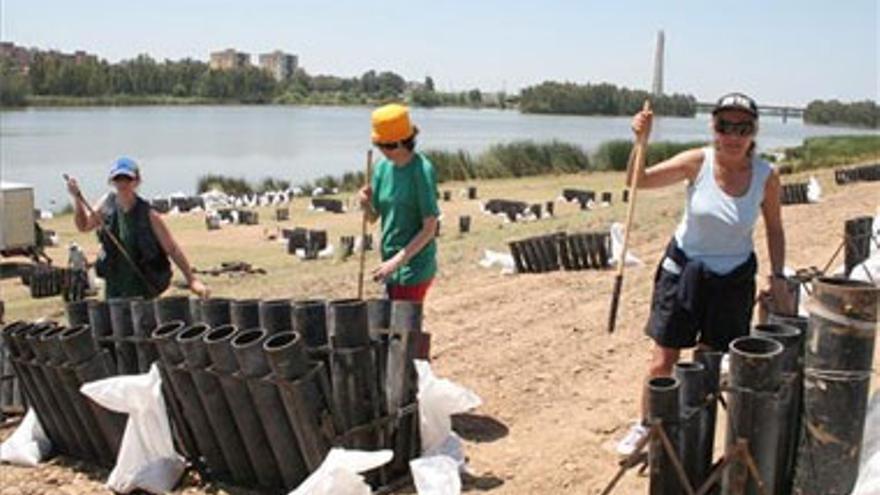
[357,149,373,299]
[607,100,652,333]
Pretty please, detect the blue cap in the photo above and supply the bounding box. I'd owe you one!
[109,157,139,180]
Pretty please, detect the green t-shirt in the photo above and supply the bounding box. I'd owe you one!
[371,152,440,286]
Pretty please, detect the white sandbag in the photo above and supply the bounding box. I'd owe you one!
[411,455,462,495]
[288,448,393,495]
[854,391,880,494]
[415,360,482,456]
[478,249,515,275]
[807,175,822,203]
[80,364,185,494]
[609,222,643,267]
[0,409,51,467]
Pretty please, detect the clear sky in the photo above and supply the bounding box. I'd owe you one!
[2,0,877,106]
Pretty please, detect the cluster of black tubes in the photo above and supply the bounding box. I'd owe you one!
[2,295,428,493]
[509,231,611,273]
[834,162,880,185]
[647,277,877,495]
[779,183,810,206]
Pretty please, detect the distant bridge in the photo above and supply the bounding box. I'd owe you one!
[696,102,804,122]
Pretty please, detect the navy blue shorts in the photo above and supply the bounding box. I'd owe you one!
[646,242,756,351]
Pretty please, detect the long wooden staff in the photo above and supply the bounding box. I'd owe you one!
[357,149,373,299]
[607,100,652,333]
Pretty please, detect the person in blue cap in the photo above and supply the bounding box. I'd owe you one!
[65,157,209,299]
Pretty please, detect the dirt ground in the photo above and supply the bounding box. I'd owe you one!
[1,166,878,494]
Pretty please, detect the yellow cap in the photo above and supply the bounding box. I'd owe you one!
[371,103,414,143]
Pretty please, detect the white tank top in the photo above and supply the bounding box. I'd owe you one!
[673,146,772,275]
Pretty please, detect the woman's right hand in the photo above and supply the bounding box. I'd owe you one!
[631,109,653,141]
[358,186,373,211]
[66,175,82,198]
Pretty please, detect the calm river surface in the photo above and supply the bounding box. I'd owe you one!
[0,105,871,209]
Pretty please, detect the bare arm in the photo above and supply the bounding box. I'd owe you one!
[626,148,704,190]
[73,194,107,232]
[761,169,785,275]
[149,211,209,296]
[372,216,438,282]
[624,109,703,189]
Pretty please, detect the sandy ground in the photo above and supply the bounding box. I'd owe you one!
[1,166,878,494]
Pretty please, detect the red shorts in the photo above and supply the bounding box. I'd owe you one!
[387,278,433,302]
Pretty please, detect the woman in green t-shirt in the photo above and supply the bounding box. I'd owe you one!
[359,103,440,302]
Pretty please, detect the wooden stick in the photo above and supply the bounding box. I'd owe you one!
[357,149,373,299]
[607,100,652,333]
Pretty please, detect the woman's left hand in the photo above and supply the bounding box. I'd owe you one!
[761,275,797,316]
[372,256,402,283]
[189,278,210,299]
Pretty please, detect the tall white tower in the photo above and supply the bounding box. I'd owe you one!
[652,30,665,96]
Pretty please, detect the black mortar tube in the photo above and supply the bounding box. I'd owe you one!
[87,299,115,364]
[693,348,723,486]
[724,336,784,495]
[291,299,328,347]
[259,299,293,335]
[59,325,127,458]
[155,296,193,326]
[189,297,203,323]
[151,321,228,479]
[230,329,309,489]
[175,323,257,486]
[66,299,90,326]
[328,299,370,348]
[199,326,282,489]
[108,298,138,374]
[794,277,878,495]
[391,300,423,333]
[3,322,65,455]
[366,298,392,338]
[753,323,803,495]
[648,376,682,495]
[264,332,334,471]
[37,326,102,460]
[231,299,261,330]
[391,299,429,360]
[201,298,232,328]
[26,323,89,457]
[330,345,382,450]
[56,325,121,464]
[131,298,160,373]
[674,361,707,489]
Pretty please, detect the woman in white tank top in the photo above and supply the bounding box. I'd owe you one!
[616,93,793,455]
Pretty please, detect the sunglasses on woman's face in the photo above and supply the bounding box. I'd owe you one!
[375,141,403,150]
[714,119,755,137]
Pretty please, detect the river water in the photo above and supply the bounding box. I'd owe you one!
[0,105,871,209]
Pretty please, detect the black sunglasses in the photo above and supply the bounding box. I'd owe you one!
[714,118,755,137]
[374,141,403,150]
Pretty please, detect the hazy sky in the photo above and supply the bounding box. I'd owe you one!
[2,0,877,106]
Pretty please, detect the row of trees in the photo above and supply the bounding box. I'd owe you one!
[1,52,419,104]
[519,81,697,116]
[804,100,879,128]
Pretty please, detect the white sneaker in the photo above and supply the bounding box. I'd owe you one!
[616,422,649,456]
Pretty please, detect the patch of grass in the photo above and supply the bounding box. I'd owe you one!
[787,135,880,170]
